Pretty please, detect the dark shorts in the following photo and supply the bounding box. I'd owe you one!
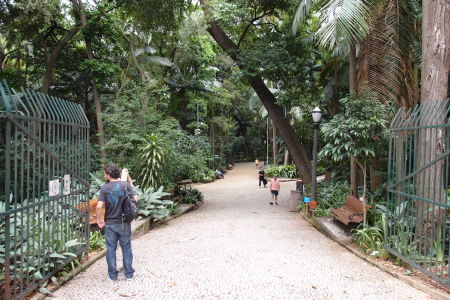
[271,190,279,195]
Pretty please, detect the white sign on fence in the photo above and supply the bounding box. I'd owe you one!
[63,174,71,195]
[49,179,60,197]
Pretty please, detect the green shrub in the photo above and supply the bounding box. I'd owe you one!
[139,134,168,189]
[0,198,86,287]
[301,180,349,216]
[198,169,216,183]
[89,230,105,252]
[264,164,298,178]
[135,186,173,219]
[352,225,389,259]
[178,188,204,204]
[167,202,181,216]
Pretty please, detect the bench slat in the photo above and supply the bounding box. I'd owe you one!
[331,196,372,226]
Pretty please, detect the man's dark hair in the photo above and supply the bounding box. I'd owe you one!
[104,164,121,179]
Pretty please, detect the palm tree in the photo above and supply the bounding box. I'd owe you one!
[293,0,419,107]
[293,0,371,91]
[293,0,372,196]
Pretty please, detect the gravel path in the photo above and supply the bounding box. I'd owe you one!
[52,163,433,300]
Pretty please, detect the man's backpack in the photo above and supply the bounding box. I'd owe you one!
[121,190,138,223]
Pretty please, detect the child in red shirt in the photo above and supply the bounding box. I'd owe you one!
[270,176,280,205]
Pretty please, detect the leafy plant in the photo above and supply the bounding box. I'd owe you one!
[89,230,105,252]
[352,225,382,250]
[198,169,216,183]
[135,186,172,219]
[264,164,299,178]
[177,187,204,205]
[167,202,181,216]
[0,196,86,294]
[139,134,168,189]
[301,180,349,216]
[319,93,391,224]
[89,171,105,199]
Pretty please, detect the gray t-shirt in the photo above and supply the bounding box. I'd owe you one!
[98,181,135,225]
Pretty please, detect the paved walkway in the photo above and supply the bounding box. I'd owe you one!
[52,163,432,300]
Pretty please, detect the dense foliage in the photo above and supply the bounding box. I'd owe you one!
[1,0,448,284]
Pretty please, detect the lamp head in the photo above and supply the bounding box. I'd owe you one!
[312,106,322,123]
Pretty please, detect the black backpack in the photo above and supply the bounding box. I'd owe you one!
[121,190,138,223]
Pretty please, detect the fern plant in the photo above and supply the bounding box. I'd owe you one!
[139,134,168,189]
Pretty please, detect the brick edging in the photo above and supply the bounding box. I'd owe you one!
[300,213,450,300]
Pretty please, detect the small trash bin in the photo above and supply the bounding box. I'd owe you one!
[296,180,303,192]
[289,190,302,212]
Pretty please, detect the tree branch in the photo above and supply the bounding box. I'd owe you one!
[237,11,273,48]
[253,22,282,34]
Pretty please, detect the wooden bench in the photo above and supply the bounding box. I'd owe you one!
[331,196,372,226]
[177,179,192,191]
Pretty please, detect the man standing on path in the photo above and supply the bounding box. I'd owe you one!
[269,176,280,205]
[258,167,266,187]
[96,164,137,281]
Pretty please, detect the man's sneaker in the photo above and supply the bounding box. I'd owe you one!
[270,202,273,205]
[126,276,134,281]
[108,278,117,282]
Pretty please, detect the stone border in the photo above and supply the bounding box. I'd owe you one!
[30,201,203,300]
[301,213,450,300]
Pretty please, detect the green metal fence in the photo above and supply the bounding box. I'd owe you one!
[0,81,90,299]
[387,99,450,286]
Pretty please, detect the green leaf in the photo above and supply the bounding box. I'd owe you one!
[50,253,66,259]
[65,239,84,248]
[63,252,78,258]
[33,271,43,280]
[39,287,53,295]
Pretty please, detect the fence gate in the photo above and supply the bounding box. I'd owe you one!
[0,81,90,299]
[387,99,450,286]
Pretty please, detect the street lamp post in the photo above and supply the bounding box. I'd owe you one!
[311,107,322,203]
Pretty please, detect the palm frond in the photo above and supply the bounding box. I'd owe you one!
[316,0,371,50]
[135,46,157,56]
[145,56,173,66]
[357,0,418,108]
[292,0,315,35]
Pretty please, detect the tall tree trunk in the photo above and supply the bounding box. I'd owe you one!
[349,43,358,93]
[200,5,312,182]
[272,120,278,165]
[369,157,382,192]
[421,1,449,103]
[284,118,295,165]
[416,0,450,241]
[85,40,107,163]
[330,69,340,116]
[349,42,359,197]
[284,149,289,165]
[79,3,106,162]
[123,34,152,111]
[40,0,83,93]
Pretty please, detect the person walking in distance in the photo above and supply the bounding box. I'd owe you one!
[270,175,281,205]
[96,164,137,281]
[255,159,259,169]
[258,167,266,187]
